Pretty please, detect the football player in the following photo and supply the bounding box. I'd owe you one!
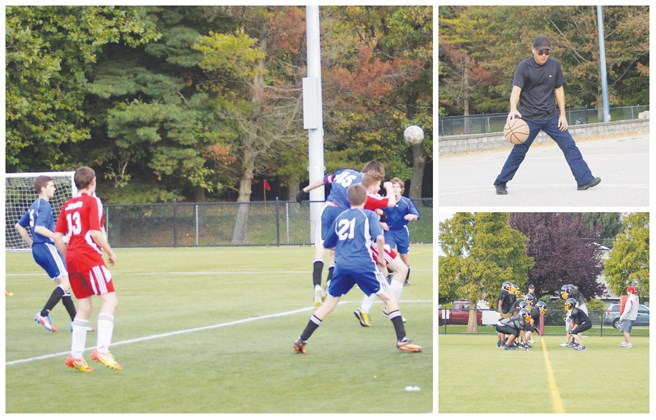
[496,281,517,347]
[564,297,591,351]
[495,308,532,350]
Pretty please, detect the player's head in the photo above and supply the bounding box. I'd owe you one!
[512,283,520,297]
[390,177,405,195]
[527,283,535,292]
[531,35,551,64]
[502,281,513,293]
[560,284,576,299]
[524,293,536,307]
[74,166,96,191]
[627,285,637,295]
[33,175,53,196]
[517,301,528,311]
[361,173,382,194]
[347,183,367,207]
[361,161,385,181]
[564,297,577,311]
[519,308,531,323]
[535,301,547,315]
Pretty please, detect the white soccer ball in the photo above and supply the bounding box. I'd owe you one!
[404,125,424,145]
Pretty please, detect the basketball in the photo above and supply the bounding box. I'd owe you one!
[503,118,530,144]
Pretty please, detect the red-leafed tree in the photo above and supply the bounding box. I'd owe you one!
[509,213,606,299]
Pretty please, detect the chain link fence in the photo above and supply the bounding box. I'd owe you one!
[438,105,649,137]
[105,198,433,248]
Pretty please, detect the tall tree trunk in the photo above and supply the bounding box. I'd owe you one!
[409,143,425,200]
[287,174,299,202]
[231,147,255,244]
[467,300,479,333]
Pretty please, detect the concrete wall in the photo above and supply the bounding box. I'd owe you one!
[438,119,649,155]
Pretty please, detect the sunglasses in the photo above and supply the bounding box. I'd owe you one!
[536,49,551,56]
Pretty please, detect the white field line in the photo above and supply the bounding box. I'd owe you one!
[6,299,432,366]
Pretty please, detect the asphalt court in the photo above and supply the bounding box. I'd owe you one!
[438,133,649,208]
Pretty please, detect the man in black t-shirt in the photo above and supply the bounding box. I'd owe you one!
[494,35,601,195]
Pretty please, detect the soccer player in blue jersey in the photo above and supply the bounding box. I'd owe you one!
[382,177,420,284]
[15,176,77,332]
[296,161,388,306]
[293,183,422,353]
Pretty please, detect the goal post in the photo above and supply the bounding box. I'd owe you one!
[4,172,77,251]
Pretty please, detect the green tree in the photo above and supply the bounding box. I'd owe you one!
[5,6,159,172]
[581,212,623,248]
[604,213,649,297]
[439,212,533,332]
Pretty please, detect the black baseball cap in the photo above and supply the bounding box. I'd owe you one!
[533,35,551,51]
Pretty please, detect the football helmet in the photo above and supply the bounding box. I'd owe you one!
[535,301,547,315]
[560,284,576,299]
[512,283,520,296]
[517,301,529,310]
[524,293,536,306]
[564,297,577,311]
[502,281,513,292]
[519,308,531,323]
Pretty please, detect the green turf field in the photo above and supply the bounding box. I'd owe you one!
[439,334,649,413]
[5,245,433,413]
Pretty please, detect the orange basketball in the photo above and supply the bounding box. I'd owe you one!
[503,118,530,144]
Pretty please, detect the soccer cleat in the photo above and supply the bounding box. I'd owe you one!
[91,349,123,370]
[382,308,407,323]
[354,309,372,327]
[313,286,323,308]
[34,312,57,332]
[65,355,93,372]
[293,338,307,354]
[396,340,422,353]
[502,345,517,351]
[574,345,587,351]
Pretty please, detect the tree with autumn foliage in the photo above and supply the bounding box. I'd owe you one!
[509,213,606,300]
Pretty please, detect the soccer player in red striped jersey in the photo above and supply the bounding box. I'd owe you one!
[54,166,122,372]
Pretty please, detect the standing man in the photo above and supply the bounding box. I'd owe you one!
[54,166,122,372]
[15,176,77,332]
[382,177,420,285]
[494,35,601,195]
[619,285,640,348]
[293,184,421,354]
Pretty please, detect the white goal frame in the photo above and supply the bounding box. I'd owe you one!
[4,172,77,251]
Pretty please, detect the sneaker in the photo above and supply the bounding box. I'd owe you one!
[293,338,307,354]
[559,342,569,347]
[34,312,57,332]
[502,345,516,351]
[568,341,577,348]
[619,342,629,347]
[397,340,422,353]
[624,343,633,349]
[527,339,535,344]
[91,349,123,370]
[574,345,587,351]
[354,308,372,327]
[577,177,601,191]
[495,182,508,195]
[65,355,93,372]
[382,308,407,323]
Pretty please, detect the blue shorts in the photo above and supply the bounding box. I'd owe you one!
[619,319,634,333]
[384,227,411,254]
[320,205,345,242]
[328,265,386,298]
[32,242,68,280]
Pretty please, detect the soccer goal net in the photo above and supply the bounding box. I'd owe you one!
[5,172,77,251]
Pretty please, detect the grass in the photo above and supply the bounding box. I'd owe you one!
[439,334,649,413]
[4,244,433,413]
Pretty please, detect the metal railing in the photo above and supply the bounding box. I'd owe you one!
[104,198,433,248]
[438,105,649,137]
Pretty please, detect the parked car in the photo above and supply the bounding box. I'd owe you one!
[438,300,482,325]
[603,303,650,329]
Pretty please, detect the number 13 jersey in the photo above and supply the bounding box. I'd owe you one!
[55,192,105,271]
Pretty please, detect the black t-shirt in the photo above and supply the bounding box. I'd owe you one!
[498,290,516,314]
[570,307,591,325]
[498,313,527,330]
[512,57,564,120]
[530,306,541,324]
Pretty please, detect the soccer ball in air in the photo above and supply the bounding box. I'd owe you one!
[404,125,424,145]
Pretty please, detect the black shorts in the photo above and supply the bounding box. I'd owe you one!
[496,325,519,337]
[525,324,535,333]
[571,322,592,335]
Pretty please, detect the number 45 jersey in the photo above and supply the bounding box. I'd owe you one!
[55,192,106,271]
[324,168,364,208]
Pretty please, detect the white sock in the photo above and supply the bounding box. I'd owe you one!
[391,280,404,305]
[360,293,376,313]
[71,318,89,359]
[97,313,115,354]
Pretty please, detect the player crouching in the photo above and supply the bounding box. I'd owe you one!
[564,298,591,351]
[495,308,532,351]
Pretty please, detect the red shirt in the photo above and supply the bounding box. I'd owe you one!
[55,192,105,271]
[364,194,389,211]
